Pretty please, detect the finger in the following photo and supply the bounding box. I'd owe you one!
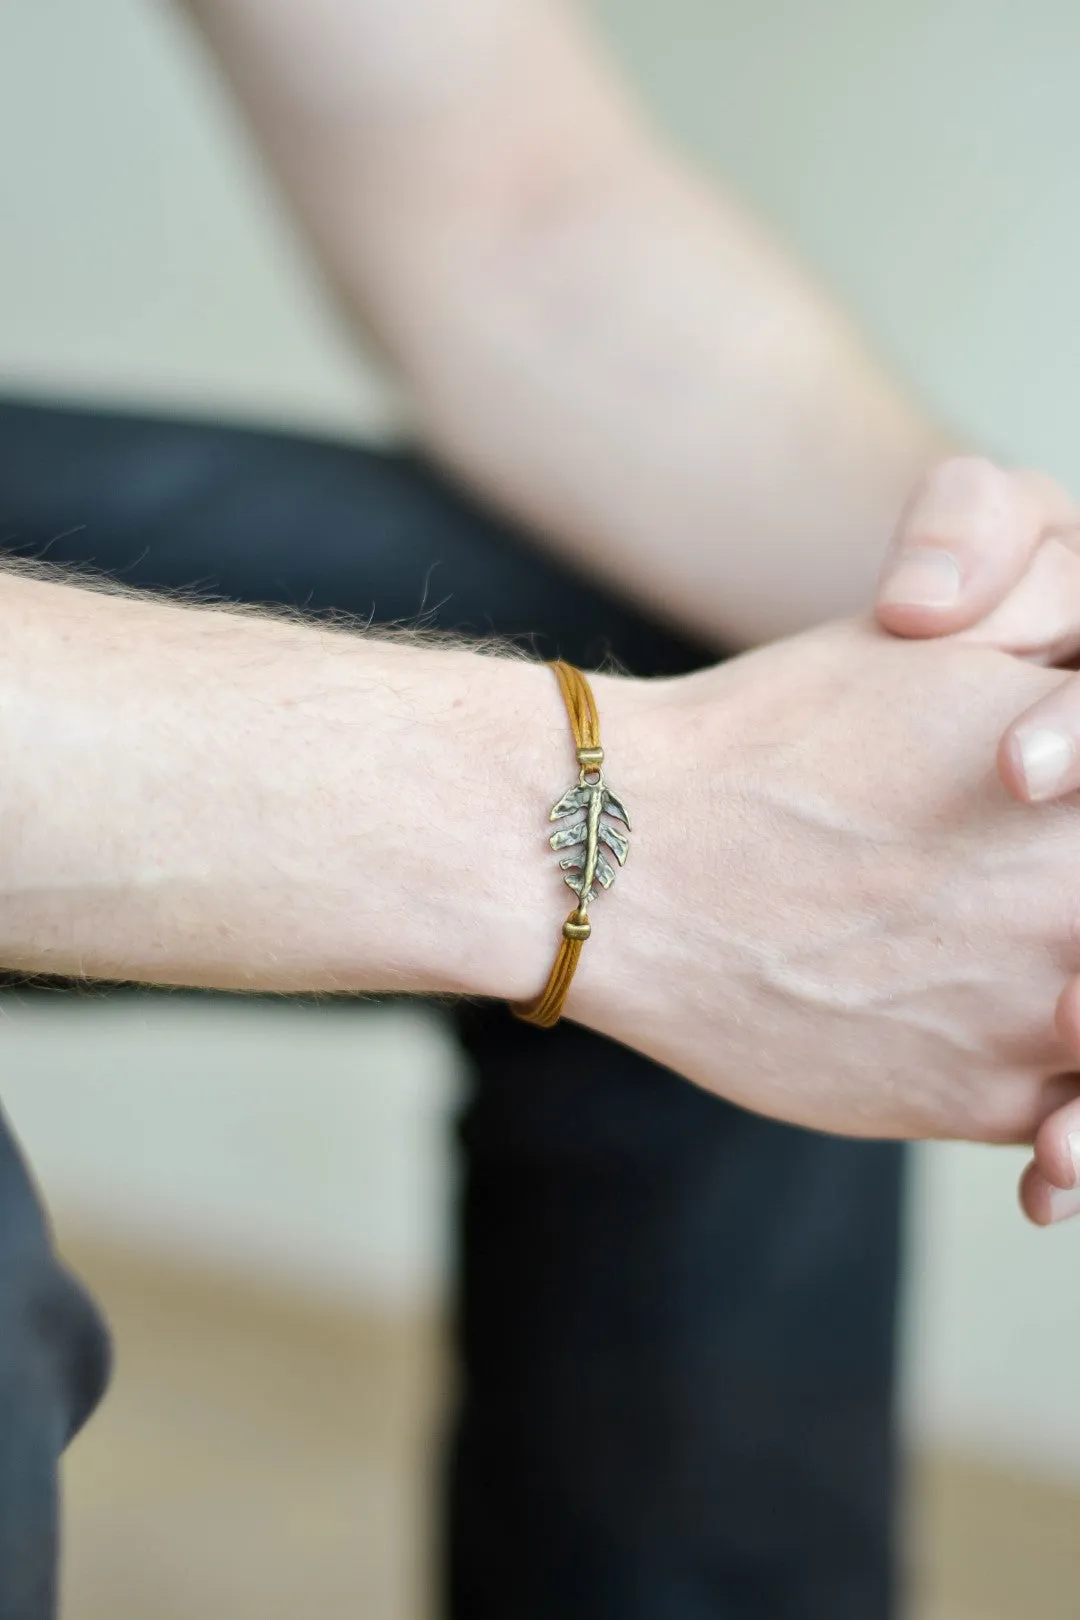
[1016,1074,1080,1224]
[955,531,1080,664]
[1018,1159,1080,1226]
[1030,1090,1080,1192]
[970,1068,1080,1148]
[876,456,1074,638]
[997,667,1080,801]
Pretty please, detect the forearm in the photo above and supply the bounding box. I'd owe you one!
[385,149,948,647]
[5,567,1080,1149]
[0,571,582,996]
[176,0,946,646]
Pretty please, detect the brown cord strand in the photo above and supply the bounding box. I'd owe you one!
[552,659,600,754]
[513,661,603,1029]
[513,929,585,1029]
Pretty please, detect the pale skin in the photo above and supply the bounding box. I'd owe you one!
[5,5,1080,1181]
[174,0,944,646]
[875,455,1080,1223]
[164,0,1080,1192]
[3,562,1080,1154]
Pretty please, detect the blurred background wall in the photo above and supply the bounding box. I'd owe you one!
[1,0,1080,1489]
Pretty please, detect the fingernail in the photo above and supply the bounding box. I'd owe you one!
[1048,1186,1080,1223]
[1069,1131,1080,1188]
[878,548,961,609]
[1013,727,1075,801]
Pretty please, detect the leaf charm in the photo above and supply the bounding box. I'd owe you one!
[547,780,631,905]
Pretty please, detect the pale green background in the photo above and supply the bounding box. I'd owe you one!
[2,0,1079,1481]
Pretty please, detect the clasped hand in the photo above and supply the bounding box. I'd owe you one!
[877,455,1080,1226]
[585,454,1080,1230]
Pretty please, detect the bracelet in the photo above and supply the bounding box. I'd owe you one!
[513,661,631,1028]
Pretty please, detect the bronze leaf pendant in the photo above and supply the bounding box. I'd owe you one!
[547,774,631,907]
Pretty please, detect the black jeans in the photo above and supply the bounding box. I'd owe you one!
[0,399,904,1620]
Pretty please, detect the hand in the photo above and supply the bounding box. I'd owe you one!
[874,455,1080,1218]
[576,618,1080,1142]
[876,455,1080,793]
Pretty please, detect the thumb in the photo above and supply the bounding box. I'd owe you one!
[875,456,1075,640]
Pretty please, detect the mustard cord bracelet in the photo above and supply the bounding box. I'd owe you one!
[513,661,631,1028]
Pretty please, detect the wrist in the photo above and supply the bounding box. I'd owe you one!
[0,562,744,1032]
[449,659,697,1020]
[546,663,744,1046]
